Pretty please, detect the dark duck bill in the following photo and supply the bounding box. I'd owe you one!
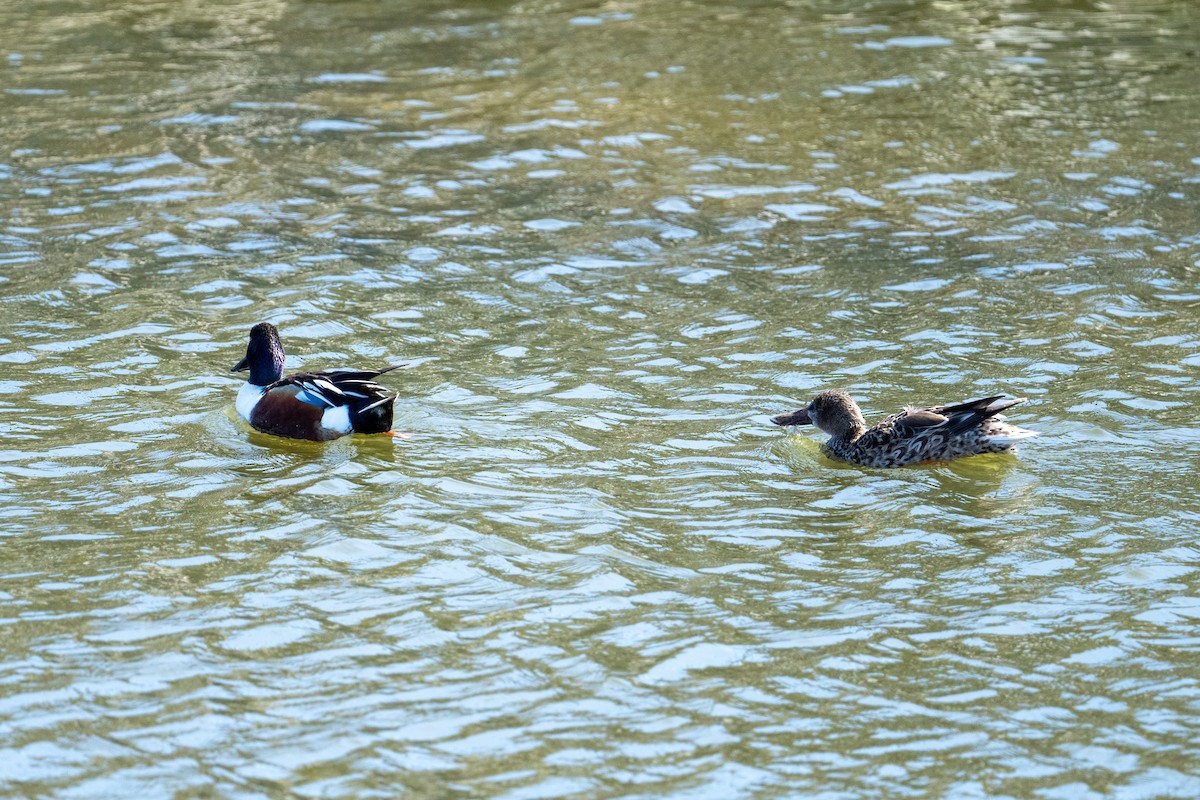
[772,408,812,426]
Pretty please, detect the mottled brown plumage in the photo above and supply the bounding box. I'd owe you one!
[773,390,1038,468]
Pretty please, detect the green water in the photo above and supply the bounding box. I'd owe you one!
[2,1,1199,797]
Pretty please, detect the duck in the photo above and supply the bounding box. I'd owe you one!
[232,322,400,441]
[772,390,1038,468]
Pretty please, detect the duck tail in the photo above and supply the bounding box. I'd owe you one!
[350,392,396,434]
[984,396,1026,417]
[941,395,1034,441]
[943,395,1025,419]
[986,426,1039,445]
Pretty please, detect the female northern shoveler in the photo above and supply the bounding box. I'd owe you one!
[772,390,1038,468]
[232,322,400,441]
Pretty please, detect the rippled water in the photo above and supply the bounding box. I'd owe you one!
[3,1,1200,797]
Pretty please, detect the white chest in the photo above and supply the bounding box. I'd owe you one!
[235,383,265,421]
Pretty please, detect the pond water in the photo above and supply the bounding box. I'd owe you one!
[2,0,1199,797]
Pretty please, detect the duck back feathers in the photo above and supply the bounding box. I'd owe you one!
[268,366,400,436]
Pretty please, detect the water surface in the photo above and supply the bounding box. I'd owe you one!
[2,1,1200,797]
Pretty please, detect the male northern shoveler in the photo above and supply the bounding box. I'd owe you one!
[772,390,1038,468]
[232,322,400,441]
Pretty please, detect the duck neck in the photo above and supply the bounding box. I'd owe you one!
[830,422,867,445]
[248,361,283,386]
